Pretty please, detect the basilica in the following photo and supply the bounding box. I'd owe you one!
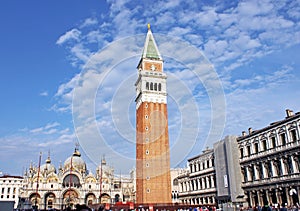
[19,148,136,210]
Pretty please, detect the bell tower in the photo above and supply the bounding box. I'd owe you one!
[135,24,171,204]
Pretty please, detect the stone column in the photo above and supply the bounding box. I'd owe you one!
[253,164,259,180]
[297,186,300,205]
[292,155,299,173]
[211,175,215,188]
[256,190,261,206]
[276,188,281,206]
[262,162,268,178]
[264,189,270,205]
[202,177,206,189]
[249,191,254,207]
[285,187,291,206]
[185,181,188,192]
[206,176,210,188]
[270,160,277,177]
[197,178,201,190]
[246,166,252,181]
[280,158,287,175]
[241,167,245,182]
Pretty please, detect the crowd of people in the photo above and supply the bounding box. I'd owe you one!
[243,202,299,211]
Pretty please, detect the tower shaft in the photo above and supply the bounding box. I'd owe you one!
[135,26,171,204]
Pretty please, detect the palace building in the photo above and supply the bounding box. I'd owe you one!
[177,148,217,206]
[237,109,300,207]
[176,109,299,210]
[135,24,172,204]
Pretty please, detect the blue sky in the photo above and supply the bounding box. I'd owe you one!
[0,0,300,176]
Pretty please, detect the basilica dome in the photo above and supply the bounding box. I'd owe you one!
[40,156,56,174]
[64,148,86,172]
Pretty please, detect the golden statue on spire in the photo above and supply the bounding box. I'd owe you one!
[147,23,151,30]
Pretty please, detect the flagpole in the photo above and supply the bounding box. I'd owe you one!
[100,157,103,204]
[34,152,42,210]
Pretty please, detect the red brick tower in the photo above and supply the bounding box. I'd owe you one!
[135,24,171,204]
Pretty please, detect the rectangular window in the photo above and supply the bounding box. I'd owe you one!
[262,140,267,151]
[271,137,276,148]
[280,133,286,145]
[254,143,259,153]
[240,148,244,158]
[290,130,297,142]
[247,145,251,156]
[1,188,4,194]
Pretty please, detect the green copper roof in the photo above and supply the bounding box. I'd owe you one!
[145,37,160,59]
[142,27,162,60]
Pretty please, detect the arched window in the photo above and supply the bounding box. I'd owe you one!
[158,83,162,91]
[146,82,149,90]
[150,83,153,90]
[154,83,157,91]
[62,174,81,188]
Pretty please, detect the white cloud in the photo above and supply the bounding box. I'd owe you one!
[80,17,98,28]
[237,0,274,17]
[29,122,60,134]
[56,28,81,45]
[39,91,48,96]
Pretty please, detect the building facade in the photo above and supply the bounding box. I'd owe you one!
[0,175,23,209]
[19,148,135,210]
[171,168,184,204]
[237,109,300,207]
[135,24,171,204]
[214,136,245,210]
[177,148,217,206]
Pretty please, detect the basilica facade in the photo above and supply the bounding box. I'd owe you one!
[19,148,135,210]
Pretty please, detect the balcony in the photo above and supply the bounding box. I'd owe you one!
[242,172,300,188]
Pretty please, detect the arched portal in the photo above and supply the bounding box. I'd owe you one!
[63,189,79,209]
[100,193,110,203]
[85,193,96,206]
[29,193,41,209]
[44,192,56,210]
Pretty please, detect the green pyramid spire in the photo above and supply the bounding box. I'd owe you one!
[142,24,162,60]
